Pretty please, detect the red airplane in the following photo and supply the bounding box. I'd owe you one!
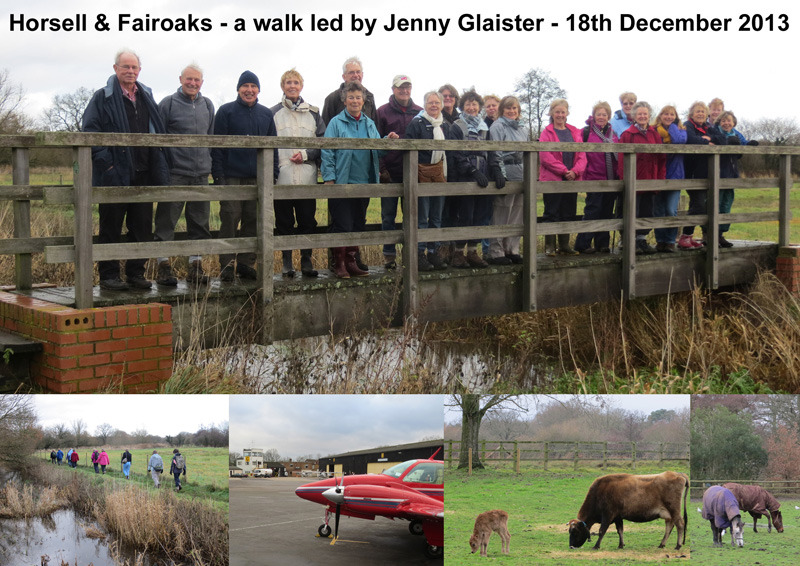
[295,451,444,558]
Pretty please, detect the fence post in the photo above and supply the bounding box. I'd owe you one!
[659,442,664,465]
[73,146,94,308]
[401,151,420,321]
[621,153,637,300]
[522,151,539,311]
[257,148,275,344]
[574,442,579,471]
[515,441,520,474]
[480,439,486,462]
[468,447,473,476]
[631,442,637,470]
[544,442,549,471]
[447,440,452,469]
[603,442,607,468]
[705,154,720,289]
[778,154,792,247]
[11,147,32,290]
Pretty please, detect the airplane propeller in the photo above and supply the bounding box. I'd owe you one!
[322,474,345,542]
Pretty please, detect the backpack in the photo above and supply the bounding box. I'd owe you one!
[173,454,185,471]
[50,450,56,459]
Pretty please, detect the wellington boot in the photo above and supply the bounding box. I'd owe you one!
[557,234,579,255]
[345,247,369,276]
[332,248,349,279]
[545,235,557,256]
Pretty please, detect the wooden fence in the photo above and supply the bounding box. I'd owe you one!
[690,479,800,498]
[0,133,795,342]
[445,439,689,472]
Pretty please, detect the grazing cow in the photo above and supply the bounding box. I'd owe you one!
[469,509,510,557]
[702,486,744,547]
[723,482,783,533]
[568,471,688,550]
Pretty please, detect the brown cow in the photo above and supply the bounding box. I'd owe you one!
[469,509,510,557]
[723,483,784,533]
[568,471,689,550]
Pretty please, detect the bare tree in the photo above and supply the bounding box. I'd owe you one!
[481,409,530,441]
[132,427,150,444]
[94,423,115,445]
[449,395,528,470]
[0,395,39,469]
[0,69,28,133]
[41,87,93,132]
[71,419,87,447]
[739,117,800,145]
[514,68,566,139]
[264,448,281,462]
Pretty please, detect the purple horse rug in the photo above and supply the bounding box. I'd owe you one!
[702,486,741,529]
[723,483,781,515]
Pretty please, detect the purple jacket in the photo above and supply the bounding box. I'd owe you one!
[702,486,741,529]
[376,95,422,181]
[582,118,619,181]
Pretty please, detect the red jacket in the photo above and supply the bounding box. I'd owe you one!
[538,123,587,181]
[618,125,666,181]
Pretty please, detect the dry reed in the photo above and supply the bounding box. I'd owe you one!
[0,482,68,518]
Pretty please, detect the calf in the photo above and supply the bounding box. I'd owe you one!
[469,509,510,557]
[723,482,783,533]
[568,471,688,550]
[702,486,744,547]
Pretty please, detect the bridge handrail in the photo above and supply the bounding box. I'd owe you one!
[0,133,794,342]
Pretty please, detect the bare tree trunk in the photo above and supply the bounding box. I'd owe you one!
[458,394,484,470]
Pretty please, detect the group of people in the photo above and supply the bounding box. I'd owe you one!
[48,447,186,491]
[85,50,753,288]
[147,448,187,491]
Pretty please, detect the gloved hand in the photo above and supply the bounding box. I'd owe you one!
[491,166,505,189]
[472,168,489,188]
[212,176,225,185]
[727,136,741,146]
[746,140,759,146]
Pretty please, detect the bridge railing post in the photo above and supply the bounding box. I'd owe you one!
[778,154,792,247]
[401,150,419,322]
[522,151,538,311]
[257,148,275,345]
[621,153,637,300]
[11,147,32,290]
[706,154,720,289]
[73,146,94,308]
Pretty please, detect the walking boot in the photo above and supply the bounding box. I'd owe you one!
[187,261,210,285]
[557,234,579,255]
[332,248,349,279]
[544,235,557,256]
[345,247,369,276]
[156,261,177,286]
[282,250,295,278]
[300,250,318,277]
[354,248,368,271]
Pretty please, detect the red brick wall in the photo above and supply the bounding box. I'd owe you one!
[0,292,172,392]
[776,246,800,296]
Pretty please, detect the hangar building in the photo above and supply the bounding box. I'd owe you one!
[318,439,443,476]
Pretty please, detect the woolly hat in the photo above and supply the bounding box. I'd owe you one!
[237,70,260,90]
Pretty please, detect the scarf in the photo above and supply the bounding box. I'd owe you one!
[656,124,671,144]
[282,95,307,112]
[498,115,520,130]
[689,119,708,136]
[422,111,446,175]
[461,112,488,134]
[591,122,616,180]
[635,123,649,135]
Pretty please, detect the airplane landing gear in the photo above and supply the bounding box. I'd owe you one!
[424,544,443,558]
[318,524,332,537]
[409,519,424,536]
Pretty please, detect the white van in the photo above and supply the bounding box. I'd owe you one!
[253,468,273,478]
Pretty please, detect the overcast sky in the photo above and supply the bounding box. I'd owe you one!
[33,394,228,437]
[229,395,444,459]
[444,395,690,424]
[3,1,797,125]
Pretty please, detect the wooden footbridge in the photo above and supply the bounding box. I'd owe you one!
[0,133,795,390]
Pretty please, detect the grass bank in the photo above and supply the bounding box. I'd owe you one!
[25,459,228,566]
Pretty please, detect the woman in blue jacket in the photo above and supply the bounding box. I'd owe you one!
[321,82,398,278]
[652,105,687,252]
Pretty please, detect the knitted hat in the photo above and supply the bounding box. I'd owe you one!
[238,70,260,90]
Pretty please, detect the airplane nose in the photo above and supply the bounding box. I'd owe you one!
[322,486,344,505]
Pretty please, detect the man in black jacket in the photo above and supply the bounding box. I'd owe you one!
[82,50,170,291]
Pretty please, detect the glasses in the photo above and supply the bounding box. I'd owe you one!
[117,65,140,71]
[442,94,455,99]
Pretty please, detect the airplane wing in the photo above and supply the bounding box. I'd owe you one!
[397,501,444,521]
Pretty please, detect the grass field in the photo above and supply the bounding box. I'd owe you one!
[446,465,692,565]
[40,446,228,508]
[688,496,800,565]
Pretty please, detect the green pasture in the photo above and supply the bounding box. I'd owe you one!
[688,496,800,565]
[446,465,691,565]
[2,169,799,246]
[41,446,228,507]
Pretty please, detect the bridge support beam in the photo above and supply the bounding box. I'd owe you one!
[776,246,800,297]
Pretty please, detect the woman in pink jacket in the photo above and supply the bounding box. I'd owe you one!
[538,99,587,255]
[98,449,110,474]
